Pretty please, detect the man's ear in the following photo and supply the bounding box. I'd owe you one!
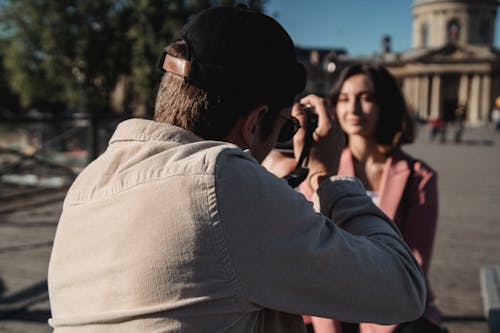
[227,105,268,147]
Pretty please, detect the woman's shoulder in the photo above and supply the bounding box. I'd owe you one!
[394,149,437,178]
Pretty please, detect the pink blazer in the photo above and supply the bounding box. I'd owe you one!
[303,148,440,333]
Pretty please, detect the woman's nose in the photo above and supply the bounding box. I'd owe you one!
[348,98,362,115]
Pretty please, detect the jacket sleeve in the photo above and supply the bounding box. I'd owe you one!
[215,150,426,324]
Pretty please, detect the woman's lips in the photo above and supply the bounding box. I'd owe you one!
[347,118,363,126]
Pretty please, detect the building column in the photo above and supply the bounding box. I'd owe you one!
[481,75,491,124]
[413,76,421,113]
[403,77,412,109]
[419,75,430,120]
[430,75,441,119]
[458,74,469,106]
[468,74,481,125]
[404,77,416,111]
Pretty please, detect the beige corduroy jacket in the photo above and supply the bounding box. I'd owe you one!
[48,119,425,332]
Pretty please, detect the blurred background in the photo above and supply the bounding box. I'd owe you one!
[1,1,499,333]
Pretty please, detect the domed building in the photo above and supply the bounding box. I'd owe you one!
[389,0,500,125]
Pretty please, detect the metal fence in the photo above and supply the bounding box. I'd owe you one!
[0,113,127,189]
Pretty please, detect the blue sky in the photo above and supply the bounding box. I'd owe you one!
[263,0,500,55]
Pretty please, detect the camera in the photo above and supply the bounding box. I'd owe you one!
[274,104,318,152]
[302,104,319,143]
[275,104,318,188]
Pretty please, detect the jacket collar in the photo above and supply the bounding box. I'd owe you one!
[109,119,204,145]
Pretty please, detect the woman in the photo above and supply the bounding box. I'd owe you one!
[301,64,444,333]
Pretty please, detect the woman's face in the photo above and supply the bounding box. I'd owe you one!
[335,74,380,140]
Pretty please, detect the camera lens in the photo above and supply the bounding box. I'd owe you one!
[277,116,300,143]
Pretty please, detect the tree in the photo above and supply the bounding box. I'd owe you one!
[0,0,267,117]
[0,40,20,115]
[125,0,187,116]
[0,0,132,113]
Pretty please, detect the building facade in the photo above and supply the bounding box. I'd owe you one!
[389,0,500,125]
[298,0,500,126]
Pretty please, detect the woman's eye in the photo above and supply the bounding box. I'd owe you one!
[361,94,374,102]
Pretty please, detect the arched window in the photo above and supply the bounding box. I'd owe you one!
[421,23,429,48]
[448,19,460,43]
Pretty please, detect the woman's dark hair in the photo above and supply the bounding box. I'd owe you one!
[330,64,415,148]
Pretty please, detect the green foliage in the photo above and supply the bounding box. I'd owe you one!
[126,0,186,113]
[0,0,267,116]
[0,40,20,114]
[0,0,135,113]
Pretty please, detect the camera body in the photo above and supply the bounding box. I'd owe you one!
[303,105,318,139]
[274,105,317,152]
[276,105,318,188]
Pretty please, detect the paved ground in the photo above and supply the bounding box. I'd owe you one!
[0,194,61,333]
[405,124,500,333]
[0,124,499,332]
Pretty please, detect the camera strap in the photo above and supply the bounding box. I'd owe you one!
[284,112,317,188]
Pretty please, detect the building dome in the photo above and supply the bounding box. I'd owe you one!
[412,0,498,48]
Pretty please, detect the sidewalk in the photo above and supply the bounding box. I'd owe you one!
[405,125,500,333]
[0,124,499,333]
[0,187,61,332]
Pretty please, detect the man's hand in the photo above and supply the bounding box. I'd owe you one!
[261,151,296,178]
[292,94,345,191]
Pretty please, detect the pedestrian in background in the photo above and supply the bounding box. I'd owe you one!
[492,97,500,131]
[428,116,445,142]
[453,104,466,143]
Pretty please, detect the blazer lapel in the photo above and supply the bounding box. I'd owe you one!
[378,150,411,220]
[338,148,411,221]
[338,148,356,177]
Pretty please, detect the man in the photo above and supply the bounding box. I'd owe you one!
[48,6,426,332]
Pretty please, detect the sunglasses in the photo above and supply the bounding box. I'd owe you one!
[277,114,300,143]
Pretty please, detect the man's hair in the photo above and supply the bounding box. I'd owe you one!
[154,6,306,142]
[154,42,281,141]
[329,64,415,149]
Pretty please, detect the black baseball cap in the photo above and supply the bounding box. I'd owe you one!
[161,6,306,109]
